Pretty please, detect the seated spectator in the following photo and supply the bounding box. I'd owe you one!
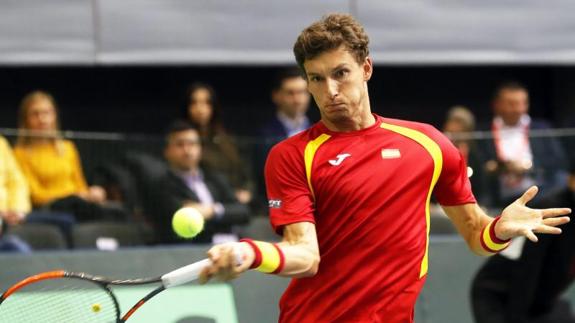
[471,164,575,323]
[259,67,311,141]
[185,82,252,205]
[151,121,249,244]
[255,68,311,208]
[481,81,567,207]
[442,106,486,202]
[13,90,126,222]
[0,135,32,252]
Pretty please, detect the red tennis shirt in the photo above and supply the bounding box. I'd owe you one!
[265,114,476,323]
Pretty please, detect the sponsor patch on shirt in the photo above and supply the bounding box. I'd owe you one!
[381,148,401,159]
[268,199,282,208]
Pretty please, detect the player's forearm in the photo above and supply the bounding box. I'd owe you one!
[468,225,498,256]
[467,206,496,256]
[238,239,319,278]
[277,221,320,277]
[442,203,497,256]
[275,239,320,278]
[240,222,320,278]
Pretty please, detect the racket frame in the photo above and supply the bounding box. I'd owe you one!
[0,270,166,322]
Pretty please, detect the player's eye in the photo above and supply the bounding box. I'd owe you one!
[308,75,321,82]
[334,69,349,79]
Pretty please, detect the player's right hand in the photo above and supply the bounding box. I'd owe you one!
[199,242,255,283]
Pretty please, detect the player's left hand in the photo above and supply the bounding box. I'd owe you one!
[495,186,571,242]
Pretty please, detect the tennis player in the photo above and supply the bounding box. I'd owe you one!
[199,13,571,322]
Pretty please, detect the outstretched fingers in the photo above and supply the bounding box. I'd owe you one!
[522,228,539,242]
[541,208,571,219]
[542,216,570,227]
[517,186,539,206]
[533,224,562,235]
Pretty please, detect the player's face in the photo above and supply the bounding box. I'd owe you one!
[26,98,57,132]
[304,46,373,130]
[188,88,213,127]
[272,77,310,118]
[165,129,202,171]
[494,89,529,126]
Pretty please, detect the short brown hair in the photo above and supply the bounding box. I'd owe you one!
[492,81,528,101]
[293,13,370,73]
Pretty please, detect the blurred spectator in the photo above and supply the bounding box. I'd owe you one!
[471,164,575,323]
[560,112,575,168]
[185,82,253,205]
[13,90,126,222]
[443,106,486,202]
[481,81,567,207]
[260,67,311,140]
[0,135,32,252]
[255,68,311,208]
[151,121,249,244]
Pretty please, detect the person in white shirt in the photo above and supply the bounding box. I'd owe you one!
[483,81,568,207]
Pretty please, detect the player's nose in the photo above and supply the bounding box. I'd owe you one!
[326,79,339,98]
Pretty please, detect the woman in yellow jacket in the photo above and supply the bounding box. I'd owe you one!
[0,135,32,252]
[14,91,121,222]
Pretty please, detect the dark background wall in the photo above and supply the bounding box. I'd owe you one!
[1,65,574,136]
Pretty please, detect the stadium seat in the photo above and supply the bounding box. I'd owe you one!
[8,223,67,250]
[71,222,147,249]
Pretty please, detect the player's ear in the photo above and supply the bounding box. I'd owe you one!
[363,57,373,81]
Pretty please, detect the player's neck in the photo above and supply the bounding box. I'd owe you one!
[323,111,375,132]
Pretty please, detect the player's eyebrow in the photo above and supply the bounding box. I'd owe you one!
[307,63,350,77]
[331,63,349,71]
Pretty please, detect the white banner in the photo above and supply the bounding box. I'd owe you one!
[1,0,574,65]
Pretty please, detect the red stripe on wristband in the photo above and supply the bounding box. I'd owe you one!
[490,216,511,244]
[240,238,262,269]
[271,244,285,274]
[479,230,499,253]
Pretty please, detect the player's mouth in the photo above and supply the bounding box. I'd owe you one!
[325,102,346,111]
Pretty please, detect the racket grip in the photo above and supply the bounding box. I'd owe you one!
[161,248,243,288]
[161,259,212,288]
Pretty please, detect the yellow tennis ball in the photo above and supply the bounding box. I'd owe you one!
[172,207,204,238]
[92,303,101,312]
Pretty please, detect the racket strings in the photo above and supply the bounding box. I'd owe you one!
[0,278,118,323]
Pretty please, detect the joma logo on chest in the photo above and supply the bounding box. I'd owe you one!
[328,153,351,166]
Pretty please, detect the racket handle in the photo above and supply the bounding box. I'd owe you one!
[161,259,212,288]
[161,247,243,288]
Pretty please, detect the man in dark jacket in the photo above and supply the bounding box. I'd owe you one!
[253,68,312,210]
[472,165,575,323]
[481,81,568,207]
[152,121,249,244]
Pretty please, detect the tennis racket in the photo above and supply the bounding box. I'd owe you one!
[0,255,236,322]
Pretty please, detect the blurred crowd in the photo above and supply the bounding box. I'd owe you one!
[2,73,575,256]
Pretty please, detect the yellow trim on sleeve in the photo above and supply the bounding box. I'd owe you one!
[304,134,331,199]
[380,122,443,278]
